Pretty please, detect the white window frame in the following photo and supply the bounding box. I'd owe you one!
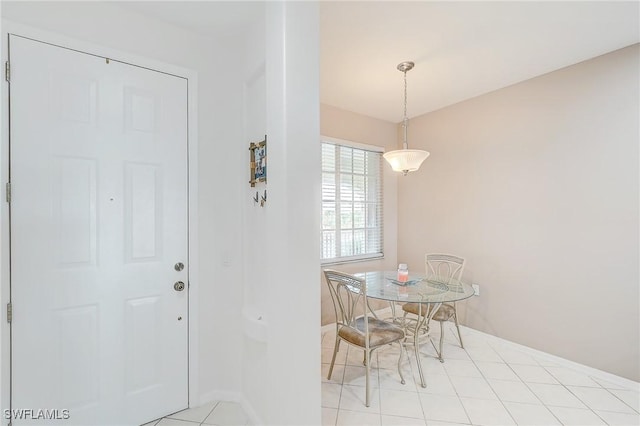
[321,136,384,265]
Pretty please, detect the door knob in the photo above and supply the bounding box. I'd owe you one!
[174,281,185,291]
[174,262,185,271]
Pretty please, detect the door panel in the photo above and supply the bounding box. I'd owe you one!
[55,305,100,408]
[125,296,161,393]
[55,157,98,266]
[125,162,162,261]
[9,35,188,425]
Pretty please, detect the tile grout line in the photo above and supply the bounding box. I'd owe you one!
[448,321,548,424]
[541,362,612,423]
[589,376,640,415]
[197,400,221,426]
[482,328,631,424]
[400,339,426,424]
[404,322,471,425]
[534,355,638,421]
[478,327,564,425]
[557,378,622,424]
[324,325,640,426]
[322,328,347,415]
[442,325,475,425]
[413,323,473,425]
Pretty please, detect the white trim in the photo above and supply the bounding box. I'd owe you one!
[198,390,264,426]
[1,20,195,81]
[463,326,640,392]
[321,253,384,266]
[0,19,201,415]
[239,396,264,426]
[0,18,10,424]
[186,64,200,412]
[198,390,242,406]
[321,322,335,334]
[321,135,385,153]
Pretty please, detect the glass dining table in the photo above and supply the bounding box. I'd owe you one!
[353,271,475,388]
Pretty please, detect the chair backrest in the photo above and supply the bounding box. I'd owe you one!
[425,253,466,284]
[323,269,369,336]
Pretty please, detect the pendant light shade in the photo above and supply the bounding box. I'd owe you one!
[383,148,430,175]
[383,61,430,175]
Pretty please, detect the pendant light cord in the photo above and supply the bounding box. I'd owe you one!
[403,69,408,121]
[402,69,409,149]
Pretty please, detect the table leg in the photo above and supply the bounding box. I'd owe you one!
[413,302,442,388]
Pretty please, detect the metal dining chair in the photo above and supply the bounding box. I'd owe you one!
[402,253,466,362]
[323,269,407,407]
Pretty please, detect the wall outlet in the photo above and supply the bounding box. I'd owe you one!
[472,283,480,296]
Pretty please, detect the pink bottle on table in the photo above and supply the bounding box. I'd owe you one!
[397,263,409,282]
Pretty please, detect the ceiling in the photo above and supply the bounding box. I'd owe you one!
[115,1,265,39]
[115,1,639,123]
[320,1,639,122]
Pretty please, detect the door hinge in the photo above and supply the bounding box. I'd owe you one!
[5,182,10,203]
[5,61,9,82]
[7,303,12,323]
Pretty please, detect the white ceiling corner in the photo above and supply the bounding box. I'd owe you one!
[320,1,640,123]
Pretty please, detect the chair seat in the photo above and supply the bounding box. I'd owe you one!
[402,303,455,321]
[338,317,405,348]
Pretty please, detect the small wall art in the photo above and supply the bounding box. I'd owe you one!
[249,135,267,187]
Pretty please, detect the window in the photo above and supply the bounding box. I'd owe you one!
[321,139,383,263]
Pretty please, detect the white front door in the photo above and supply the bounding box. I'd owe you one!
[9,35,188,425]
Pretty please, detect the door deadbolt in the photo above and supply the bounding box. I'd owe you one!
[174,262,185,271]
[174,281,185,292]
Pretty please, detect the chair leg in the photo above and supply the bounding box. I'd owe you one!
[438,321,444,362]
[438,320,445,363]
[327,337,340,379]
[365,349,371,407]
[453,305,464,348]
[397,342,406,385]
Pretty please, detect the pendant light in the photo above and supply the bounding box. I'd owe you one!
[383,61,430,175]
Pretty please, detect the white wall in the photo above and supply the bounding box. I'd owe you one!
[265,4,320,421]
[239,8,270,422]
[397,45,640,381]
[0,0,250,405]
[1,4,323,423]
[239,3,322,424]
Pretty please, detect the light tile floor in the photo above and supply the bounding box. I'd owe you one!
[321,323,640,426]
[142,322,639,426]
[142,400,251,426]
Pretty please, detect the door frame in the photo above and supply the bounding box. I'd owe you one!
[0,20,200,420]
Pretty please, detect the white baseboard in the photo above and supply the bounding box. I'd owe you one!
[197,389,264,425]
[197,389,241,407]
[239,397,264,426]
[321,322,335,334]
[463,325,640,392]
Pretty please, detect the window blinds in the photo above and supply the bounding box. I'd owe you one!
[321,142,383,263]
